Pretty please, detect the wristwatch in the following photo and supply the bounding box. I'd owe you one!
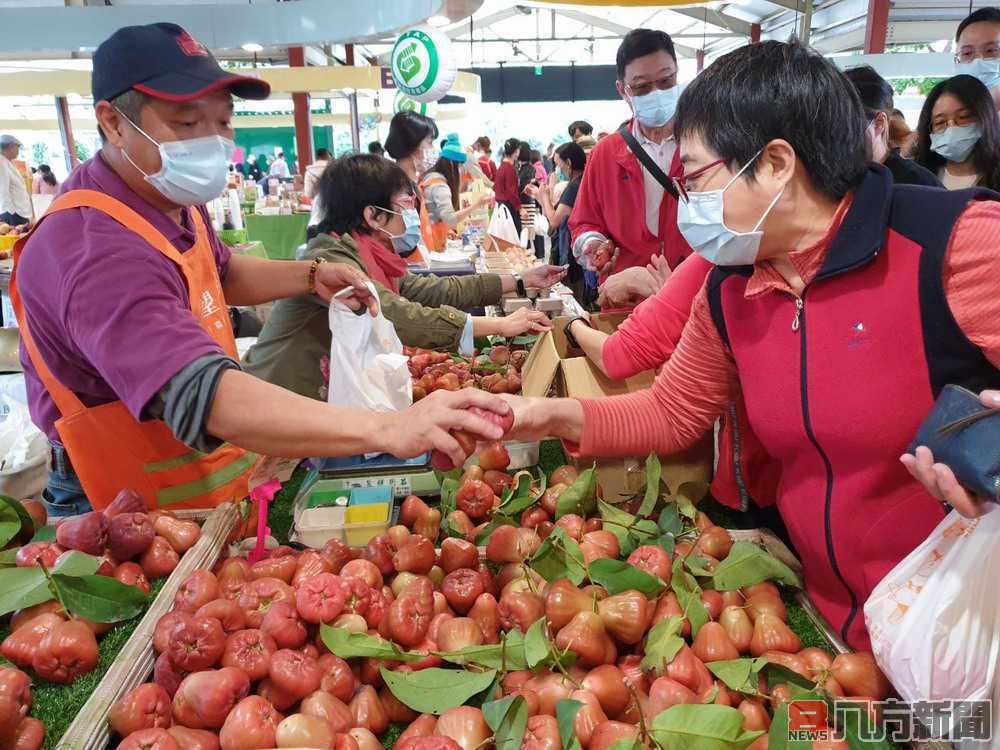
[563,316,591,350]
[513,272,527,297]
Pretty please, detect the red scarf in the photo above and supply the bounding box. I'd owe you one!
[345,231,408,294]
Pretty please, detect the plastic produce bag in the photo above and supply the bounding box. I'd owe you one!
[864,508,1000,705]
[0,395,50,498]
[487,202,521,250]
[326,283,412,413]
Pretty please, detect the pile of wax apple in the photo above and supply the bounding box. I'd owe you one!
[407,345,528,402]
[105,457,892,750]
[0,491,203,749]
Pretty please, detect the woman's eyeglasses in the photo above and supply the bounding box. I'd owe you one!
[672,158,725,203]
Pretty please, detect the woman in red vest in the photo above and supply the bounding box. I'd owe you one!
[504,39,1000,650]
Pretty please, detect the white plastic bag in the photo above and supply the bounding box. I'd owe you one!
[864,508,1000,704]
[487,203,521,250]
[326,283,412,414]
[0,395,50,498]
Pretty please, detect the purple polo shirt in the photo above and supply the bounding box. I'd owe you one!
[17,154,232,443]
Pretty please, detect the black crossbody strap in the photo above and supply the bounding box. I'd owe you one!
[617,124,679,200]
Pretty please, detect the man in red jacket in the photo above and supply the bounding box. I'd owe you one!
[570,29,691,289]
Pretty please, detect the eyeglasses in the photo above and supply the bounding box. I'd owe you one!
[672,158,726,203]
[956,44,1000,63]
[931,111,978,134]
[624,74,677,98]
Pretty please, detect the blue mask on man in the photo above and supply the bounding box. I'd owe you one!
[630,86,680,128]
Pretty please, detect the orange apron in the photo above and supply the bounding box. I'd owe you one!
[10,189,257,511]
[418,174,452,253]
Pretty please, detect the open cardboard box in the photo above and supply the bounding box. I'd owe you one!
[522,315,712,501]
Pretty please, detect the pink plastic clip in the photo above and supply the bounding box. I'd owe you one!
[247,478,282,564]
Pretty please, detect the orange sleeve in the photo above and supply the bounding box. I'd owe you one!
[943,200,1000,368]
[577,283,737,457]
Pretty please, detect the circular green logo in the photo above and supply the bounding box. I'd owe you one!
[393,90,428,115]
[391,29,441,97]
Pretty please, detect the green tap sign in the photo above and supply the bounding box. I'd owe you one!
[393,90,428,115]
[390,27,457,103]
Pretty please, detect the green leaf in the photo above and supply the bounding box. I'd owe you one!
[380,666,498,715]
[658,504,683,536]
[606,740,644,750]
[555,699,584,750]
[637,454,662,517]
[475,515,518,547]
[652,533,676,557]
[51,550,100,577]
[830,696,894,750]
[529,526,587,585]
[499,472,540,517]
[436,630,528,671]
[588,558,665,597]
[0,566,49,616]
[555,467,597,519]
[440,478,459,517]
[484,695,530,750]
[671,558,710,636]
[0,548,17,568]
[684,554,717,579]
[706,657,770,693]
[651,703,765,750]
[320,624,422,662]
[760,662,816,694]
[712,540,802,590]
[524,617,551,670]
[768,702,816,750]
[30,524,56,542]
[0,498,23,547]
[597,500,658,558]
[52,573,147,623]
[675,493,697,521]
[640,615,685,672]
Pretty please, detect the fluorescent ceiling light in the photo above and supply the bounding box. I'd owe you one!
[242,43,264,53]
[427,14,451,28]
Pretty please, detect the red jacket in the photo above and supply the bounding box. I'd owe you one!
[569,121,690,280]
[708,169,1000,649]
[494,161,520,209]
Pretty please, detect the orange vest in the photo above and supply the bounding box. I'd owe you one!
[10,189,257,511]
[418,173,452,253]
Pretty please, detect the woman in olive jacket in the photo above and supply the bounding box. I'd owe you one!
[244,154,564,400]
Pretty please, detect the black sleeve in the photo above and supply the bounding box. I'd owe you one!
[558,179,581,209]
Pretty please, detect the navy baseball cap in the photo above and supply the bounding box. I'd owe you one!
[92,23,270,103]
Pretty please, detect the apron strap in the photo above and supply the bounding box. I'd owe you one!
[10,189,204,419]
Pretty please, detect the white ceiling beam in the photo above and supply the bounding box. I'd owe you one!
[445,8,525,39]
[670,6,753,37]
[550,8,699,57]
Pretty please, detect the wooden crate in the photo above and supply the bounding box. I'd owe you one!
[53,502,240,750]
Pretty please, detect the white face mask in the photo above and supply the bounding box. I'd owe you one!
[676,150,785,266]
[630,85,680,128]
[956,57,1000,90]
[418,148,440,173]
[930,122,983,163]
[118,110,235,206]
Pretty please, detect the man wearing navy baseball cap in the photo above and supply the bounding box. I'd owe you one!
[11,23,510,516]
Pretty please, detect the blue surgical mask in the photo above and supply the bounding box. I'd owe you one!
[930,123,983,163]
[956,58,1000,90]
[630,86,680,128]
[375,206,422,254]
[676,151,785,266]
[118,109,234,206]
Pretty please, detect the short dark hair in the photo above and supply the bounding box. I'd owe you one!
[503,137,520,157]
[616,29,676,80]
[675,39,867,201]
[474,136,491,152]
[913,74,1000,190]
[956,6,1000,41]
[517,140,531,163]
[38,164,57,186]
[316,148,332,160]
[555,142,586,173]
[568,120,593,137]
[844,65,894,117]
[367,141,384,155]
[384,111,438,160]
[99,88,149,142]
[315,153,414,236]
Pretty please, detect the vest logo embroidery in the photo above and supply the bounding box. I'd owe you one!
[200,290,221,318]
[847,321,871,350]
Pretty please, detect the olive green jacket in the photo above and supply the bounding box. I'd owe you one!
[243,233,503,399]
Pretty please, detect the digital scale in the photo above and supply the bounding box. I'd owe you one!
[307,452,441,499]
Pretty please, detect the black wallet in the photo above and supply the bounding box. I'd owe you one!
[908,385,1000,502]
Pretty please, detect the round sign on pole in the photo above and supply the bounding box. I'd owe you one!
[390,27,457,103]
[393,90,428,115]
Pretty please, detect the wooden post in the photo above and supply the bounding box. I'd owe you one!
[750,23,761,43]
[55,95,78,172]
[864,0,890,54]
[288,46,313,176]
[696,49,705,72]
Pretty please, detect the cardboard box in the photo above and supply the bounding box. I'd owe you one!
[522,315,712,502]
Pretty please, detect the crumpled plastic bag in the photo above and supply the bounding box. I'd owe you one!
[0,395,50,497]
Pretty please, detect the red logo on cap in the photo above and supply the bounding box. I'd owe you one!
[177,29,209,57]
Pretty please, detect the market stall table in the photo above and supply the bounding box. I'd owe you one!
[244,213,311,260]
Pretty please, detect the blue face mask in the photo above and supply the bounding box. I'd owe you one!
[956,58,1000,90]
[630,86,680,128]
[930,123,983,163]
[376,206,422,254]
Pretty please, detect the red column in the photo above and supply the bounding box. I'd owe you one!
[288,46,313,176]
[750,23,761,43]
[864,0,890,54]
[696,50,705,72]
[54,96,78,171]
